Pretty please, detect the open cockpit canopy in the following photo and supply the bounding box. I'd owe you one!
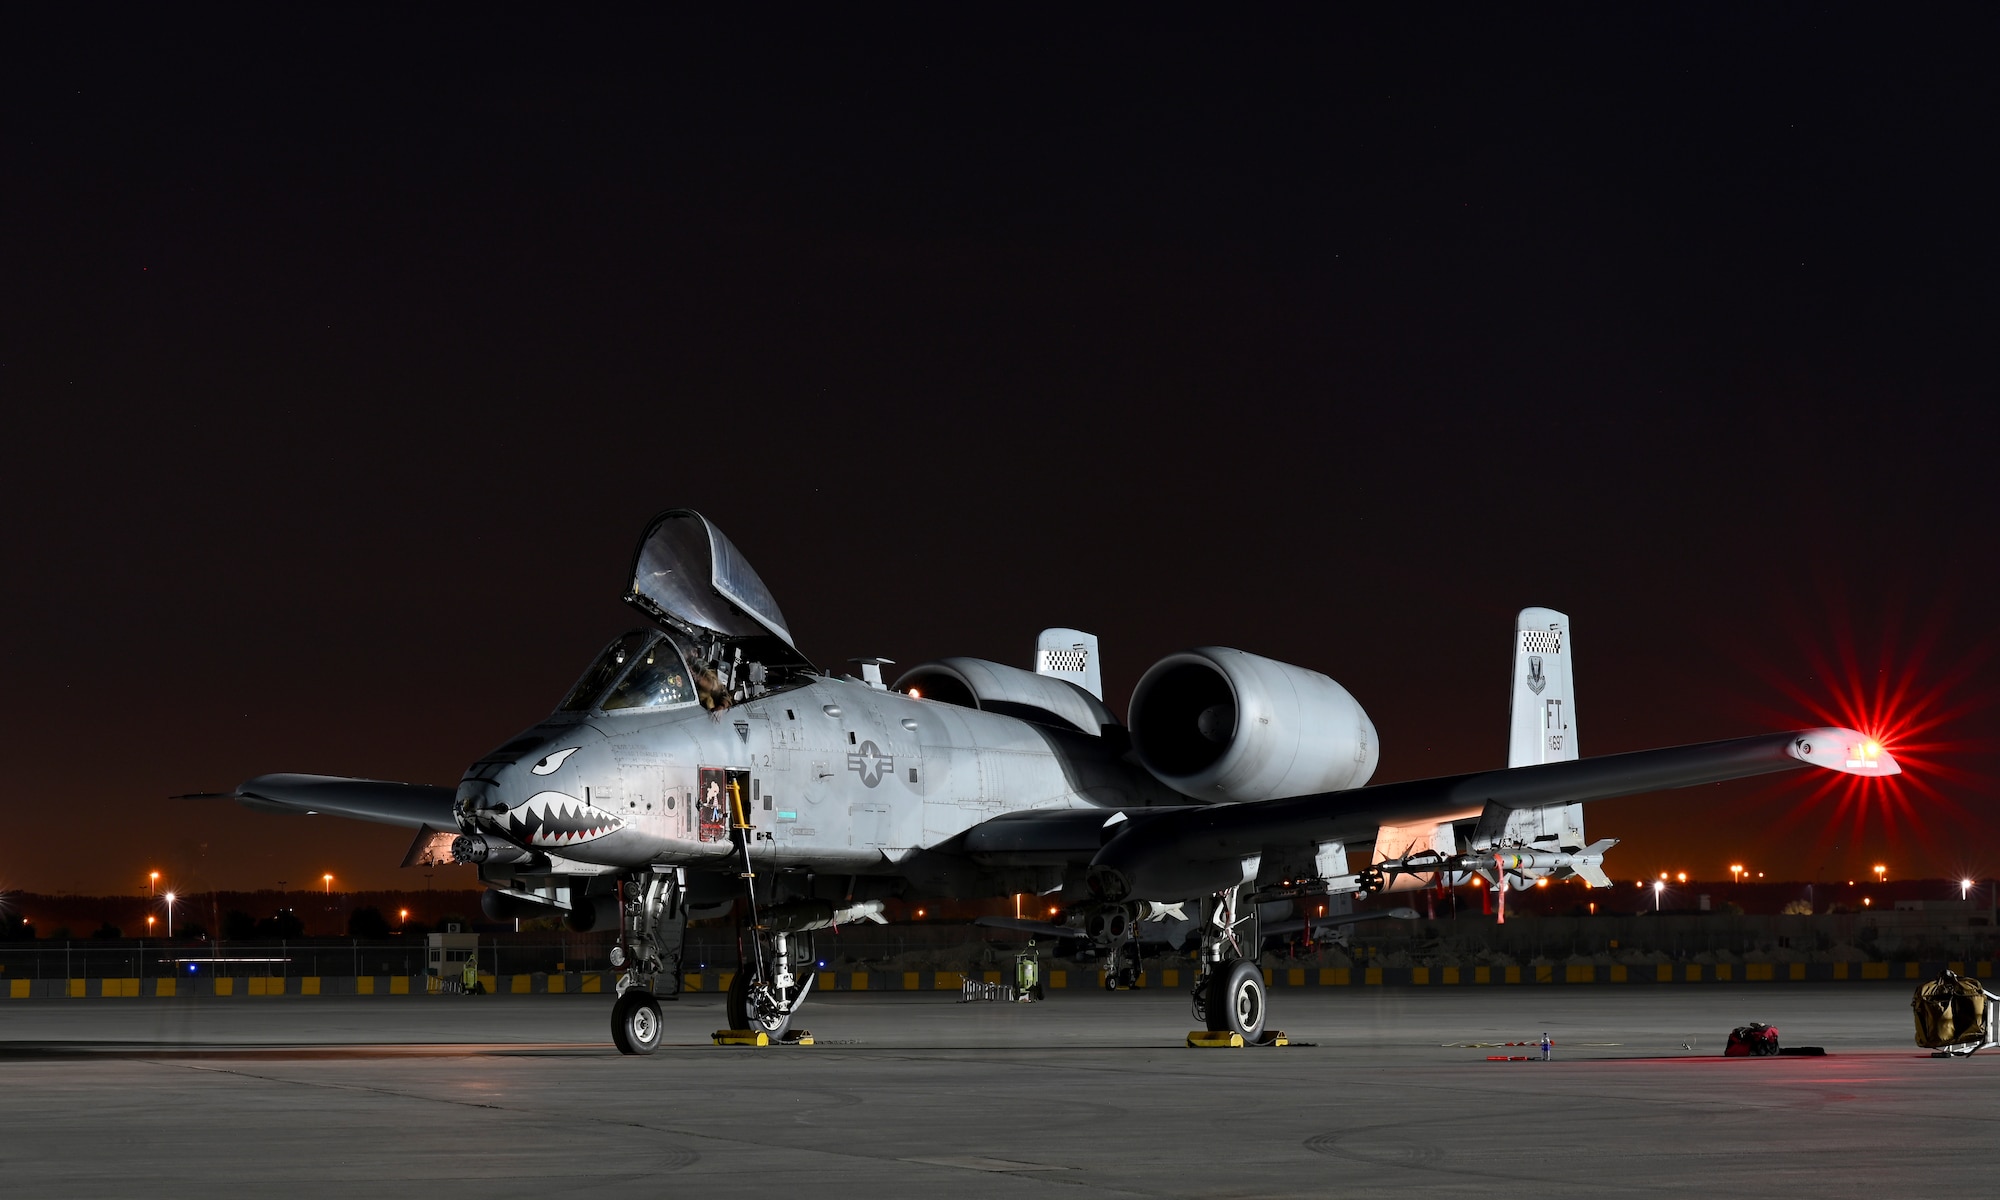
[623,510,813,670]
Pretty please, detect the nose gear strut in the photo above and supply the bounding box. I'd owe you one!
[609,869,687,1055]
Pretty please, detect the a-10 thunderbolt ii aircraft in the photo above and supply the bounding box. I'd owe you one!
[200,509,1898,1052]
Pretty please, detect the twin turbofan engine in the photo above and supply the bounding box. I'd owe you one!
[1129,648,1378,801]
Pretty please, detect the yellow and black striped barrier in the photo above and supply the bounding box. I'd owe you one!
[4,960,1990,998]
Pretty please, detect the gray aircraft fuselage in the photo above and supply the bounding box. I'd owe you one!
[460,658,1180,887]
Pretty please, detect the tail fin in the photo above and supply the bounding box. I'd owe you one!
[1508,607,1577,767]
[1479,607,1594,859]
[1035,628,1102,700]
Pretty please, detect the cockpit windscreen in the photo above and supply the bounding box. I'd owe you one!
[601,636,697,711]
[558,631,651,713]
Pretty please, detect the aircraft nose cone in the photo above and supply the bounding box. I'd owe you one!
[456,780,505,818]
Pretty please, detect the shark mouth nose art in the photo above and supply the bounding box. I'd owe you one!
[506,791,623,846]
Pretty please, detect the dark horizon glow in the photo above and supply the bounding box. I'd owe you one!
[3,8,1994,893]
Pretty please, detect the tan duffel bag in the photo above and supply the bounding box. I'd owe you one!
[1913,969,1998,1055]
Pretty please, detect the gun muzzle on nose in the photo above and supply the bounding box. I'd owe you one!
[452,834,530,866]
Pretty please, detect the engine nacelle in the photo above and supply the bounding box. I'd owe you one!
[892,657,1116,734]
[1129,647,1378,801]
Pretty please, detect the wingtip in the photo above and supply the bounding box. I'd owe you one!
[1789,728,1902,777]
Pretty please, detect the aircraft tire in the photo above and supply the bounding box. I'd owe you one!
[1203,959,1266,1041]
[612,989,663,1055]
[726,970,793,1039]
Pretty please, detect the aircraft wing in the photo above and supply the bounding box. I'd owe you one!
[1262,907,1420,937]
[1088,727,1896,898]
[181,773,459,829]
[973,915,1088,940]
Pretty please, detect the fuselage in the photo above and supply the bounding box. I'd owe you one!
[457,671,1181,878]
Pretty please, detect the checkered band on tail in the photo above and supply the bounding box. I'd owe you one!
[1518,629,1562,654]
[1037,646,1089,674]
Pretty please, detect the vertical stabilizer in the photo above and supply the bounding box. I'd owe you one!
[1035,628,1102,700]
[1508,607,1576,767]
[1486,607,1589,856]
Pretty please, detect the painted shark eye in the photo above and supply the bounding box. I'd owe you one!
[531,747,580,776]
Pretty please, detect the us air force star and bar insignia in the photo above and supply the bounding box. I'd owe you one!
[847,740,893,787]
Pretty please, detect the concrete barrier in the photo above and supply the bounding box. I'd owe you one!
[3,961,1988,996]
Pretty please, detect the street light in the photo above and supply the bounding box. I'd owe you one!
[1730,865,1744,884]
[1874,864,1887,884]
[149,871,159,896]
[1963,879,1975,901]
[323,873,334,894]
[165,892,175,937]
[1654,880,1664,911]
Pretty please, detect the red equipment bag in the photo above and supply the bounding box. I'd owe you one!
[1725,1022,1781,1056]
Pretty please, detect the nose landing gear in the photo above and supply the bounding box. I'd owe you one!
[611,988,663,1054]
[610,871,687,1056]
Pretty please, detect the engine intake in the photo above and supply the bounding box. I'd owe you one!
[1129,647,1378,801]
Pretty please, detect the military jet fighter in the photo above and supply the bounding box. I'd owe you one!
[199,509,1899,1052]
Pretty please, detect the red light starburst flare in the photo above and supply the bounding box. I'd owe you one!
[1734,583,1995,877]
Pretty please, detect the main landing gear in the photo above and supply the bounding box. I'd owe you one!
[726,929,814,1039]
[720,778,812,1041]
[1189,883,1266,1041]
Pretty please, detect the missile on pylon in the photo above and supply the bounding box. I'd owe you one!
[1375,838,1618,889]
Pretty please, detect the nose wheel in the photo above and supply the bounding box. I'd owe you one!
[611,989,664,1055]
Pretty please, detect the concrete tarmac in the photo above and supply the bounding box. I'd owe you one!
[2,984,1993,1197]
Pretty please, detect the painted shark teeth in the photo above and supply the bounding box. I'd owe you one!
[505,790,623,846]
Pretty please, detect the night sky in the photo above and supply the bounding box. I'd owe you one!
[6,8,1995,898]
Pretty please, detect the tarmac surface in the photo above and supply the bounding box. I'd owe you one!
[2,983,1993,1197]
